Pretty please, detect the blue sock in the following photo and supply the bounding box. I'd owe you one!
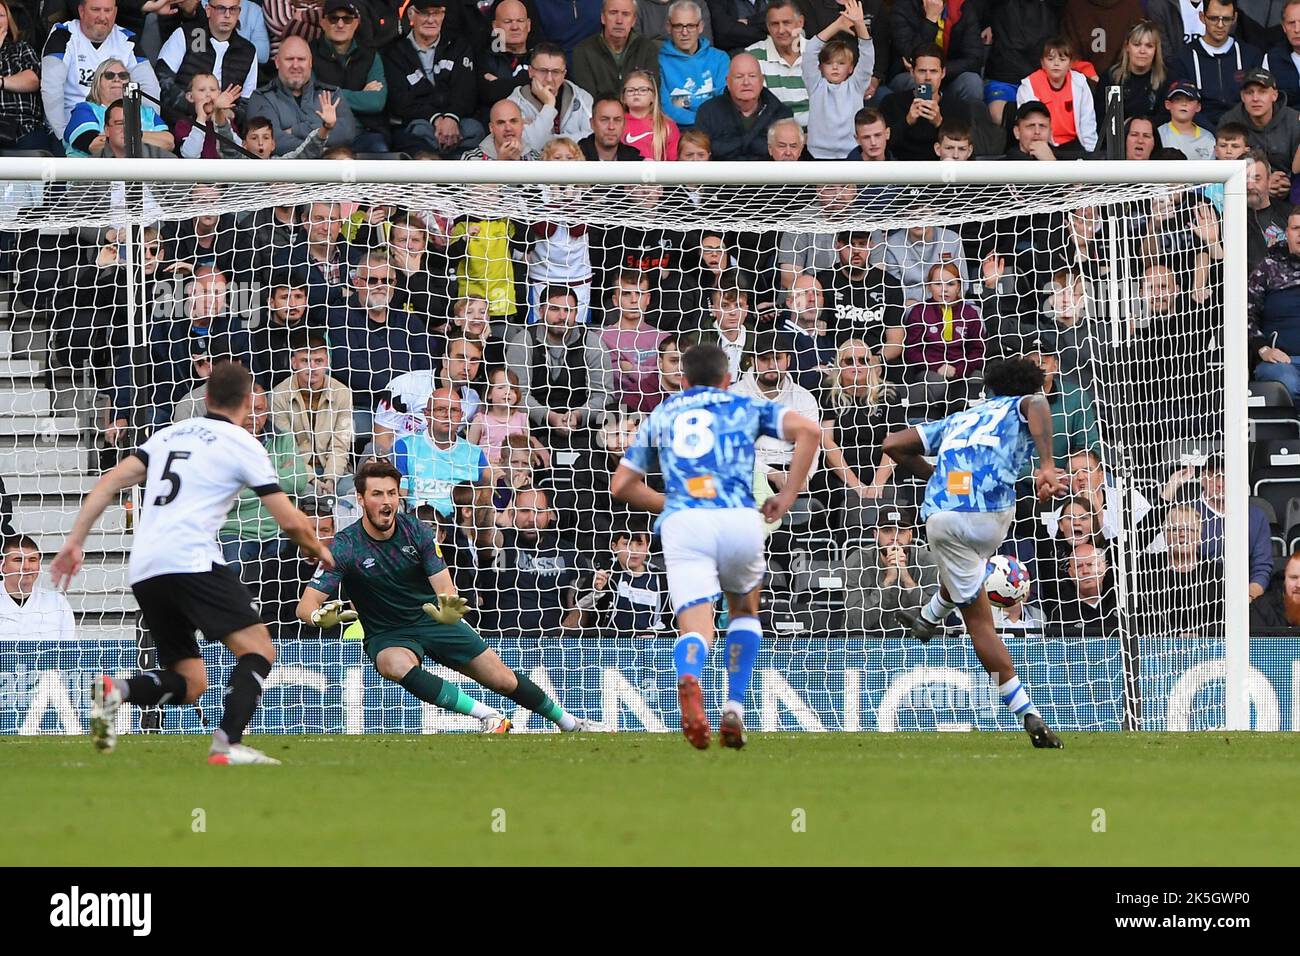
[999,676,1039,719]
[674,633,708,682]
[723,616,762,713]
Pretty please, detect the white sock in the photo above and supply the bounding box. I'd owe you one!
[210,728,230,753]
[468,701,499,720]
[556,712,578,731]
[999,676,1038,718]
[722,699,743,718]
[922,592,958,626]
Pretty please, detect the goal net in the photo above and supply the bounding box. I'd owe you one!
[0,158,1257,736]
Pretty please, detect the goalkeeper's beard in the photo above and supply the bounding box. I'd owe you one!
[364,502,396,533]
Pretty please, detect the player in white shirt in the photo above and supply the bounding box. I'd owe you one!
[51,363,333,766]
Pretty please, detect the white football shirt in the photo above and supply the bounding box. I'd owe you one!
[129,414,281,584]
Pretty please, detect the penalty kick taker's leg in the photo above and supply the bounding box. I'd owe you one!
[960,593,1062,750]
[718,588,763,750]
[91,657,208,753]
[209,625,282,765]
[673,603,716,750]
[457,649,583,731]
[375,647,507,730]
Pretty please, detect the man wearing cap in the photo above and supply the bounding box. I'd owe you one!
[1174,0,1263,129]
[156,0,258,124]
[380,0,481,156]
[1004,100,1056,161]
[843,506,937,635]
[1158,81,1215,161]
[728,326,820,490]
[313,0,390,152]
[1220,67,1300,198]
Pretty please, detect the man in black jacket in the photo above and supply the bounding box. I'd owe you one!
[694,52,793,159]
[888,0,985,104]
[380,0,482,156]
[155,0,258,123]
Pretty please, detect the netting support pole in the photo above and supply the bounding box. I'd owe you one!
[1223,162,1251,731]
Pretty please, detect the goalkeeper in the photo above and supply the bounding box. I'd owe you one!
[297,459,587,733]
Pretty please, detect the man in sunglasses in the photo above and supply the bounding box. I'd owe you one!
[156,0,258,125]
[312,0,389,152]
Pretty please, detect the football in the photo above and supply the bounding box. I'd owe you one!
[985,555,1031,607]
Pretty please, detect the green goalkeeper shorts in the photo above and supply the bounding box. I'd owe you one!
[364,619,492,670]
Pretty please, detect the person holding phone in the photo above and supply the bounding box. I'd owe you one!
[880,43,987,160]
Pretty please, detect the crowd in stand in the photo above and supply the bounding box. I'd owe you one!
[6,0,1300,640]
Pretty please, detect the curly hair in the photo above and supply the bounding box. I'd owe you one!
[983,356,1045,397]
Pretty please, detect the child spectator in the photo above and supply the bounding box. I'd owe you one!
[1158,81,1213,161]
[901,261,984,417]
[621,68,679,160]
[801,0,874,160]
[934,120,974,161]
[176,73,243,159]
[1016,37,1098,155]
[529,137,593,327]
[449,212,521,323]
[468,368,549,468]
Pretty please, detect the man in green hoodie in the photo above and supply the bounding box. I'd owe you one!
[572,0,661,99]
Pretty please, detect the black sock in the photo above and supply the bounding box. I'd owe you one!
[124,670,189,705]
[504,670,547,711]
[219,653,272,745]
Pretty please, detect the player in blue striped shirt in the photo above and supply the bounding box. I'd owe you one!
[612,344,821,750]
[883,357,1068,748]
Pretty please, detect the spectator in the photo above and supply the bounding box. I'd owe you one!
[1048,541,1121,634]
[815,230,905,355]
[1174,0,1264,129]
[881,44,992,162]
[386,211,454,328]
[982,0,1062,126]
[729,325,821,489]
[1005,98,1057,160]
[247,35,357,154]
[0,477,13,538]
[1157,81,1214,161]
[463,97,539,159]
[1220,68,1300,200]
[0,534,75,642]
[638,0,714,45]
[1263,0,1300,102]
[536,0,603,55]
[1034,493,1105,602]
[745,0,809,129]
[1095,19,1170,132]
[0,0,51,151]
[848,104,892,159]
[171,352,216,421]
[379,0,479,157]
[777,272,835,392]
[933,117,974,159]
[1021,342,1101,475]
[311,0,389,153]
[237,111,331,159]
[557,409,650,551]
[327,249,434,440]
[41,0,160,140]
[156,0,257,124]
[597,269,668,412]
[573,0,660,99]
[1134,503,1225,635]
[876,221,968,307]
[1060,0,1145,77]
[219,383,314,585]
[271,200,351,309]
[694,51,794,159]
[1016,36,1098,155]
[817,337,908,503]
[1044,447,1152,546]
[249,271,319,388]
[1250,550,1300,627]
[562,526,667,634]
[701,269,753,378]
[802,0,874,160]
[844,507,936,633]
[148,265,245,420]
[1242,150,1290,271]
[161,182,255,279]
[65,57,172,156]
[393,385,491,518]
[621,68,678,159]
[174,72,244,159]
[447,202,522,323]
[579,94,644,159]
[659,0,730,128]
[765,114,805,160]
[1123,113,1156,160]
[374,330,486,456]
[901,260,984,417]
[888,0,985,105]
[469,368,550,466]
[648,331,685,408]
[478,0,533,114]
[509,40,594,153]
[505,285,611,444]
[1248,205,1300,401]
[270,330,353,495]
[527,140,595,325]
[482,486,581,634]
[1151,0,1202,66]
[262,0,324,57]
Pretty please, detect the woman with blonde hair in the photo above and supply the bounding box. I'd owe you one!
[65,57,173,157]
[621,68,678,161]
[1095,21,1169,129]
[817,338,908,503]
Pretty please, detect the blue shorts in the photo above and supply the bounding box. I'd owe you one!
[984,80,1018,104]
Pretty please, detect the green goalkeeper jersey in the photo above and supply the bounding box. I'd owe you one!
[309,511,448,638]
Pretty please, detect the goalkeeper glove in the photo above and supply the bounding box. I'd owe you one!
[310,600,358,629]
[423,594,468,625]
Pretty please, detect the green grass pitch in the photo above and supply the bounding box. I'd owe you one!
[3,732,1298,866]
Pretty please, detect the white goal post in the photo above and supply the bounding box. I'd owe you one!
[0,157,1251,733]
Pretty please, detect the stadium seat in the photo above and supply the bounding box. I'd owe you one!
[1251,478,1300,524]
[354,152,413,162]
[1164,439,1223,470]
[1249,380,1295,408]
[1252,495,1281,530]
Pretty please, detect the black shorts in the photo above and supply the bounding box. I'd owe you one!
[131,565,265,668]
